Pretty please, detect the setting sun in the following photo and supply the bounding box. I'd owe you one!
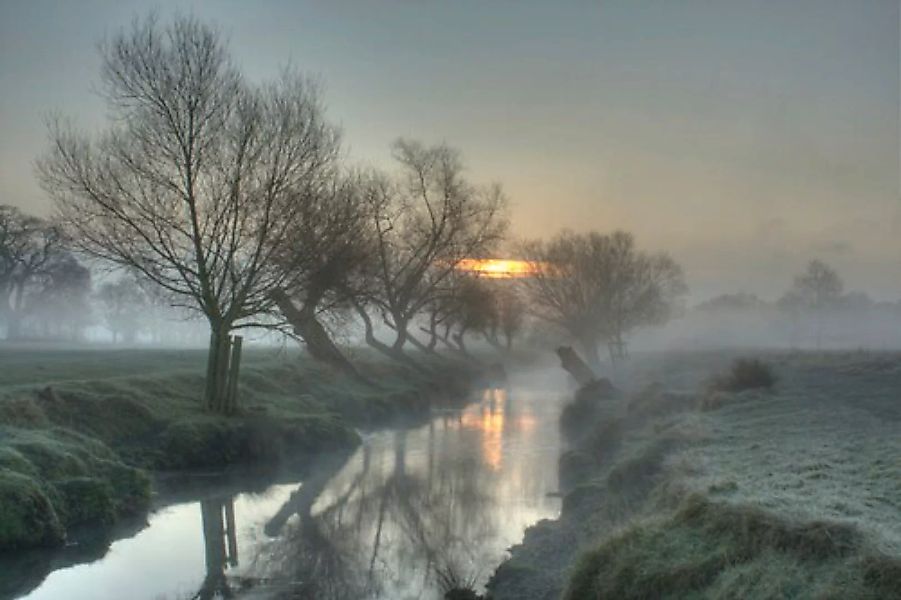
[456,258,539,279]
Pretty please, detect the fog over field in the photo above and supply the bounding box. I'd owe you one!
[0,2,899,600]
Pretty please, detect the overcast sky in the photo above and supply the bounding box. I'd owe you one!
[1,0,898,300]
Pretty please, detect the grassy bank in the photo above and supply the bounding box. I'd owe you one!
[487,351,901,599]
[0,346,481,552]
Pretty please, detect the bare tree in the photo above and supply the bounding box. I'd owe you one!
[519,230,686,366]
[0,206,67,340]
[784,259,844,310]
[449,276,497,357]
[483,286,525,351]
[96,276,148,344]
[780,259,843,348]
[421,275,525,356]
[351,140,508,363]
[26,253,93,341]
[270,172,373,377]
[37,16,340,412]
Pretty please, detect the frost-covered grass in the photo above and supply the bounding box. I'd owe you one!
[489,350,901,599]
[0,345,479,551]
[680,353,901,556]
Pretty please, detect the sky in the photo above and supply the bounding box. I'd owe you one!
[0,0,898,301]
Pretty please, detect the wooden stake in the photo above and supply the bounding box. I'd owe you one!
[226,335,243,413]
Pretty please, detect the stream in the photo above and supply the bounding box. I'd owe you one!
[14,367,567,600]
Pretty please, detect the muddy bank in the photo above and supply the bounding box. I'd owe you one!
[487,354,901,599]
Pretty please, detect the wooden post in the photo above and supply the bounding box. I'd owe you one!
[205,332,218,410]
[216,334,232,413]
[225,335,243,414]
[224,499,238,567]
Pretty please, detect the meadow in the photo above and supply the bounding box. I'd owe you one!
[488,350,901,599]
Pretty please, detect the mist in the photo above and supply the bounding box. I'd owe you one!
[2,4,900,600]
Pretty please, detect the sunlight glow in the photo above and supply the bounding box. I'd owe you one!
[456,258,539,279]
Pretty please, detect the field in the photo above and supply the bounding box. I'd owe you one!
[488,350,901,599]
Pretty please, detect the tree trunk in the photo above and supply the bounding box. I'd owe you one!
[452,325,473,359]
[352,300,395,358]
[424,312,439,351]
[271,288,364,380]
[225,336,243,414]
[6,282,25,340]
[405,331,434,354]
[352,301,427,372]
[390,314,408,352]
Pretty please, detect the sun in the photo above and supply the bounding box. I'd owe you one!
[455,258,539,279]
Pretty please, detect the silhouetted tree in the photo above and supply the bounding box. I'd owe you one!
[38,15,340,411]
[95,277,148,344]
[519,230,686,366]
[784,259,843,310]
[351,140,508,363]
[780,259,843,348]
[0,206,66,340]
[270,172,373,377]
[483,286,525,351]
[27,253,92,341]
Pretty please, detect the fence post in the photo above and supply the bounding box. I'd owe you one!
[226,335,243,413]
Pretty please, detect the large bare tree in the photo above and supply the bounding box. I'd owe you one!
[37,16,340,412]
[519,230,686,366]
[269,172,374,377]
[351,140,508,362]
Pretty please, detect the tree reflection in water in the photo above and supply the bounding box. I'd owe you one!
[251,389,554,599]
[188,384,560,599]
[193,498,238,599]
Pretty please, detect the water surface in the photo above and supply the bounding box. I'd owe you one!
[19,368,566,599]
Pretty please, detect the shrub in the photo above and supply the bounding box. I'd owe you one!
[711,358,776,393]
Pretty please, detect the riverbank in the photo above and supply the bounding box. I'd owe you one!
[487,351,901,599]
[0,346,484,553]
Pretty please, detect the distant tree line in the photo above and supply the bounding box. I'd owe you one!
[686,259,901,349]
[0,205,90,340]
[0,211,211,344]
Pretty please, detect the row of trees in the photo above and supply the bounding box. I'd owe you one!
[33,15,687,411]
[692,259,872,349]
[35,16,512,411]
[0,212,204,344]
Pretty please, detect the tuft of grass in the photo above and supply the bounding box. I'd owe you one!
[710,358,777,393]
[0,470,65,550]
[435,559,483,600]
[0,426,151,550]
[562,495,899,600]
